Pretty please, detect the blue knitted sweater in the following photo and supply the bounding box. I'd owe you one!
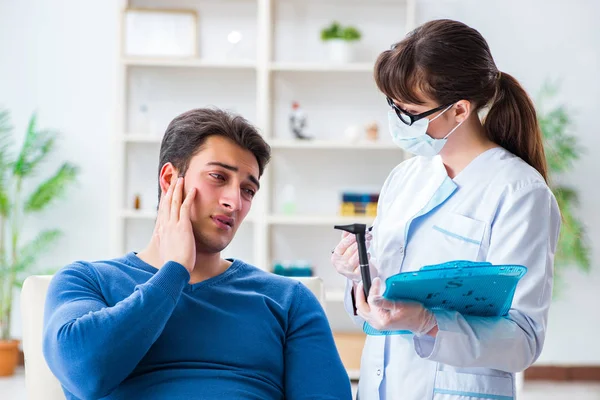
[42,252,351,399]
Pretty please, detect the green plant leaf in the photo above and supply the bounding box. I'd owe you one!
[342,27,361,41]
[553,186,578,207]
[9,230,62,277]
[25,162,79,212]
[552,184,591,273]
[541,107,581,174]
[321,22,341,40]
[13,112,57,178]
[0,109,14,217]
[0,191,8,218]
[536,80,592,297]
[321,22,361,41]
[14,266,60,288]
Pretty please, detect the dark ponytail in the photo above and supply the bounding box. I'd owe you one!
[374,19,548,182]
[484,72,548,182]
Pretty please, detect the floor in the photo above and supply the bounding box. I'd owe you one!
[2,368,600,399]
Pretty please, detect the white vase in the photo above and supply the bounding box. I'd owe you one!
[327,39,355,63]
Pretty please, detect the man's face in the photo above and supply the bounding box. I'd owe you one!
[162,135,260,254]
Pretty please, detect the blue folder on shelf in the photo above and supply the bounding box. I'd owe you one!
[363,260,527,336]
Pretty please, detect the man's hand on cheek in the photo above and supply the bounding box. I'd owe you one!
[183,181,201,219]
[154,176,197,273]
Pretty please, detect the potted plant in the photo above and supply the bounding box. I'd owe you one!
[320,21,362,63]
[536,81,591,295]
[0,108,79,376]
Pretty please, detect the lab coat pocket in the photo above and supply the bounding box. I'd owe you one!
[433,370,514,400]
[432,213,486,261]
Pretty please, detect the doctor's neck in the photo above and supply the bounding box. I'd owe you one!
[439,113,498,179]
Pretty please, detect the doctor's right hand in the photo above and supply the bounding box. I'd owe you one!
[154,176,197,274]
[330,231,373,282]
[356,278,438,337]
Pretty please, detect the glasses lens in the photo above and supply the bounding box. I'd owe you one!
[397,112,411,125]
[388,97,412,125]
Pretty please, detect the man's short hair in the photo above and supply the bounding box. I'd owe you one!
[157,107,271,202]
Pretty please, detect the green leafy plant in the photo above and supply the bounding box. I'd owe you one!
[321,21,362,41]
[537,81,591,294]
[0,108,79,340]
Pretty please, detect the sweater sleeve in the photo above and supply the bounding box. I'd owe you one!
[42,261,190,399]
[284,282,353,400]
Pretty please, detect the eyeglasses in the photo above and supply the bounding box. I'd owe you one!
[387,97,454,126]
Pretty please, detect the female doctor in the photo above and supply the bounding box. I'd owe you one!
[331,19,561,400]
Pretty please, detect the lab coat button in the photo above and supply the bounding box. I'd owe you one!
[376,369,381,376]
[398,245,404,254]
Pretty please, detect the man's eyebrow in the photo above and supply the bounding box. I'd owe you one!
[207,161,238,172]
[206,161,260,190]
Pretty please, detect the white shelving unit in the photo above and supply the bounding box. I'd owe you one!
[122,56,258,69]
[269,139,400,150]
[269,62,374,72]
[112,0,416,318]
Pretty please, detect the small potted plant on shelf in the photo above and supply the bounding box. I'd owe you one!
[320,21,362,63]
[0,108,79,376]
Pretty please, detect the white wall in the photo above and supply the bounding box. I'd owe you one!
[0,0,120,338]
[1,0,598,365]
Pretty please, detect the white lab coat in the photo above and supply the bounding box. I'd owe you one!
[344,147,561,400]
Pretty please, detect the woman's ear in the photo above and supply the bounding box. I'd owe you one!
[454,99,472,123]
[159,163,178,196]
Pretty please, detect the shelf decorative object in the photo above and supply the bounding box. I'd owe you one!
[123,8,198,58]
[365,122,379,142]
[339,191,379,217]
[289,101,312,140]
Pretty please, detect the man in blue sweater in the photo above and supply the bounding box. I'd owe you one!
[43,108,352,400]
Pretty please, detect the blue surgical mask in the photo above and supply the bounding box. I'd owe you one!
[388,105,464,157]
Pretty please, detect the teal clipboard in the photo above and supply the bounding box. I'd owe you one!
[363,260,527,336]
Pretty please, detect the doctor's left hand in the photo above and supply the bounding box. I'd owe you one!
[356,277,438,337]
